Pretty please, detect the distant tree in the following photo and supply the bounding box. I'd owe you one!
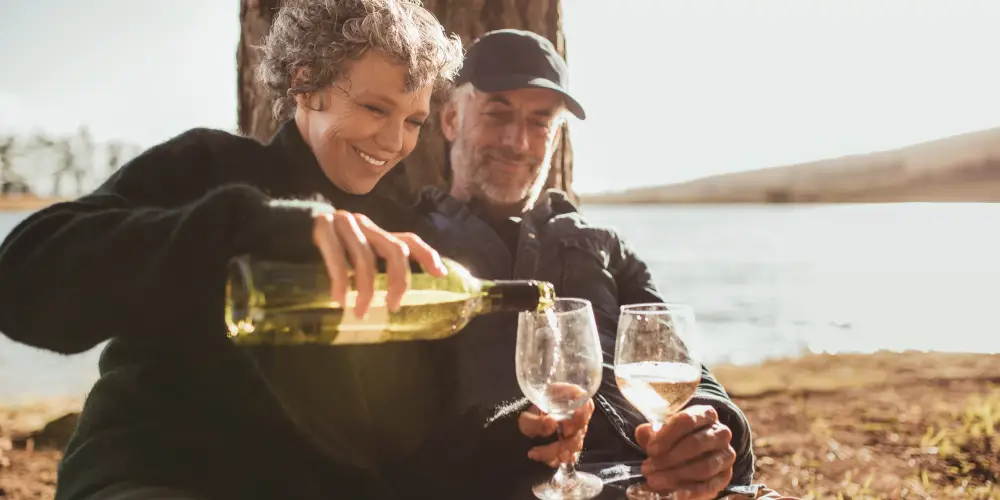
[106,141,125,176]
[0,135,15,189]
[74,126,94,195]
[32,134,75,197]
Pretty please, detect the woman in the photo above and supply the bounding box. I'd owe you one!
[0,1,465,498]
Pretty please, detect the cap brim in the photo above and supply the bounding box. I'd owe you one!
[470,73,586,120]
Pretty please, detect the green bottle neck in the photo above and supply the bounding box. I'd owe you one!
[480,279,553,314]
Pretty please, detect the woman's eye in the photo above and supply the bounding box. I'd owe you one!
[407,120,426,128]
[364,104,386,115]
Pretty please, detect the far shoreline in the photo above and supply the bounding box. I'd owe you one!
[579,196,1000,206]
[0,196,66,212]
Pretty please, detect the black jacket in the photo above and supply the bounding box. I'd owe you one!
[0,122,514,499]
[418,188,755,490]
[0,121,754,499]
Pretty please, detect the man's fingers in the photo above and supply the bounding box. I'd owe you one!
[647,422,733,470]
[562,398,594,438]
[673,468,734,500]
[644,445,736,483]
[518,409,558,438]
[332,211,375,318]
[646,463,732,497]
[394,232,447,277]
[312,214,349,305]
[527,440,562,468]
[635,423,654,450]
[647,405,719,457]
[354,214,410,312]
[526,425,586,467]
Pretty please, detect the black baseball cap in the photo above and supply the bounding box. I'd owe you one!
[455,29,586,120]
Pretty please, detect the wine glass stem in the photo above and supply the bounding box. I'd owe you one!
[555,422,577,481]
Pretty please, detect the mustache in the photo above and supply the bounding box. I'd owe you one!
[480,147,540,166]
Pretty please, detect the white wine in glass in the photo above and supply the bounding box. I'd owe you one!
[516,298,604,500]
[614,303,702,500]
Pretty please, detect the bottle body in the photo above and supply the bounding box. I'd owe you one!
[225,255,554,345]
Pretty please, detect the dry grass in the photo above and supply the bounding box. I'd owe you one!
[714,351,1000,499]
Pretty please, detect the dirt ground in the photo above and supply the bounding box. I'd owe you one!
[2,351,998,499]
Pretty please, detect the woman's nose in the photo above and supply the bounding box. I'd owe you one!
[374,119,405,154]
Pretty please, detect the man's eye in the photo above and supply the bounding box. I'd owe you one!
[364,105,386,115]
[407,119,425,128]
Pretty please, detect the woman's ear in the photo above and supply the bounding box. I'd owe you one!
[295,92,325,111]
[291,68,325,111]
[291,67,309,89]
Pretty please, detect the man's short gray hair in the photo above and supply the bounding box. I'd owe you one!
[448,83,571,130]
[256,0,464,121]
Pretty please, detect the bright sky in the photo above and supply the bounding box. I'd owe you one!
[2,0,999,194]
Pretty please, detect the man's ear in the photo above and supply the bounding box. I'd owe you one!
[440,101,459,142]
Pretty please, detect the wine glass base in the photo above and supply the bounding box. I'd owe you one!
[531,470,604,500]
[626,483,675,500]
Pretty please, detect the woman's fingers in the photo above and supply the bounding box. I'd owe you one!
[354,214,411,312]
[394,232,447,277]
[312,213,350,305]
[312,212,447,318]
[330,211,376,318]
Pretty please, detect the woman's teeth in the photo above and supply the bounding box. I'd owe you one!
[355,148,387,166]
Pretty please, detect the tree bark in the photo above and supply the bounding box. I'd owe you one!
[237,0,282,144]
[237,0,575,204]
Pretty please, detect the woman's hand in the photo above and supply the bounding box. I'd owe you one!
[312,210,447,318]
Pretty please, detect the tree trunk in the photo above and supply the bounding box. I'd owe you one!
[237,0,575,204]
[237,0,282,144]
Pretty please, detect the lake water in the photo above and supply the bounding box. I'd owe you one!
[2,203,1000,402]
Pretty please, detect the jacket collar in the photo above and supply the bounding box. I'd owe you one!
[266,120,370,209]
[418,186,579,224]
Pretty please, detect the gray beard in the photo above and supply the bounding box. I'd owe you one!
[471,166,542,205]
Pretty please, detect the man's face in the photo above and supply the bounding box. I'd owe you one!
[443,87,564,205]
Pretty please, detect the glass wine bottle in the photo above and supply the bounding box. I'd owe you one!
[225,255,555,345]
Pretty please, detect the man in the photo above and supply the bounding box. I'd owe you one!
[419,29,763,499]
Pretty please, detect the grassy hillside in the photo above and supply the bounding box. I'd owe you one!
[583,127,1000,204]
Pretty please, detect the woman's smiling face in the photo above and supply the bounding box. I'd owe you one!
[295,50,433,194]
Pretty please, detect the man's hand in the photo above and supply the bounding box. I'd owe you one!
[518,398,595,468]
[636,405,736,500]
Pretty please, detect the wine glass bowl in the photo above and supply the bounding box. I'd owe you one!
[614,303,702,500]
[516,298,604,500]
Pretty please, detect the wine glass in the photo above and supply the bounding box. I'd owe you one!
[614,303,703,500]
[516,298,604,500]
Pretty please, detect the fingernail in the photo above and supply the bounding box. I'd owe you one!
[646,476,661,490]
[641,460,652,476]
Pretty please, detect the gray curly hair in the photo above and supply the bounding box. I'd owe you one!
[256,0,464,121]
